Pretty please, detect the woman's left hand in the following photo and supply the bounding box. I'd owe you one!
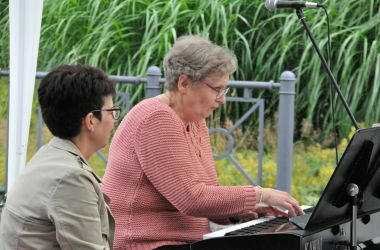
[253,204,288,218]
[233,205,288,223]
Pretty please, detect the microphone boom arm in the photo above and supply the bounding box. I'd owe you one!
[295,8,359,130]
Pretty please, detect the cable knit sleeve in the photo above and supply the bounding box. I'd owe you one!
[135,109,257,219]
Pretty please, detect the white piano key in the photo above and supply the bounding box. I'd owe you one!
[203,205,312,240]
[203,217,271,239]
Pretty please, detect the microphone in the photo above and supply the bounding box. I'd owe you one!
[265,0,322,11]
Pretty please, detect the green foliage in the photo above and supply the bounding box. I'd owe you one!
[0,79,7,189]
[215,140,339,206]
[212,124,358,206]
[0,0,379,139]
[0,149,5,188]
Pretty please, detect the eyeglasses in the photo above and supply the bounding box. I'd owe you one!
[90,106,121,120]
[204,82,229,99]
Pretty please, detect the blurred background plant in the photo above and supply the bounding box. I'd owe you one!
[0,0,379,201]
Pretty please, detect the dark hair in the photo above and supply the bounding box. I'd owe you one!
[38,64,115,139]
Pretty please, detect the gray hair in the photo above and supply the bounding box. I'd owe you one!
[163,35,237,91]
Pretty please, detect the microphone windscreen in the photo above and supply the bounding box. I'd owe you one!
[265,0,277,11]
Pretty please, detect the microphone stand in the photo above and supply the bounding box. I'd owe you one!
[295,8,359,130]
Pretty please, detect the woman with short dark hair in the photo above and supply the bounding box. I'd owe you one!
[0,64,120,249]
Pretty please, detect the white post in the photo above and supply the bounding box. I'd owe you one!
[7,0,44,191]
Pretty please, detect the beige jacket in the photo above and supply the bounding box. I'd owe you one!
[0,137,115,249]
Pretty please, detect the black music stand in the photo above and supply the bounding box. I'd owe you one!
[290,127,380,248]
[306,127,380,228]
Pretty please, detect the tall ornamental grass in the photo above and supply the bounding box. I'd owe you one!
[0,0,379,140]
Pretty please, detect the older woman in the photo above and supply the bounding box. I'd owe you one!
[0,65,120,249]
[103,36,303,250]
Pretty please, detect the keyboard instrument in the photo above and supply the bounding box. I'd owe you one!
[195,208,380,250]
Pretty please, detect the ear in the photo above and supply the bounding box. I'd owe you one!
[83,112,96,132]
[177,74,190,94]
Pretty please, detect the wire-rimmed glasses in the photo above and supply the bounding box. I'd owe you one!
[204,82,229,99]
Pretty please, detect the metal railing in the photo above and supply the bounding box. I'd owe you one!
[0,66,296,193]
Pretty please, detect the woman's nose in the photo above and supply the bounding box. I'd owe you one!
[216,95,226,104]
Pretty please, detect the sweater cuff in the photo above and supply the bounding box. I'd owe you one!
[242,185,257,212]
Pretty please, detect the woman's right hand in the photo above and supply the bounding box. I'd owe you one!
[257,187,304,217]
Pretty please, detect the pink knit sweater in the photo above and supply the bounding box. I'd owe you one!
[103,97,257,250]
